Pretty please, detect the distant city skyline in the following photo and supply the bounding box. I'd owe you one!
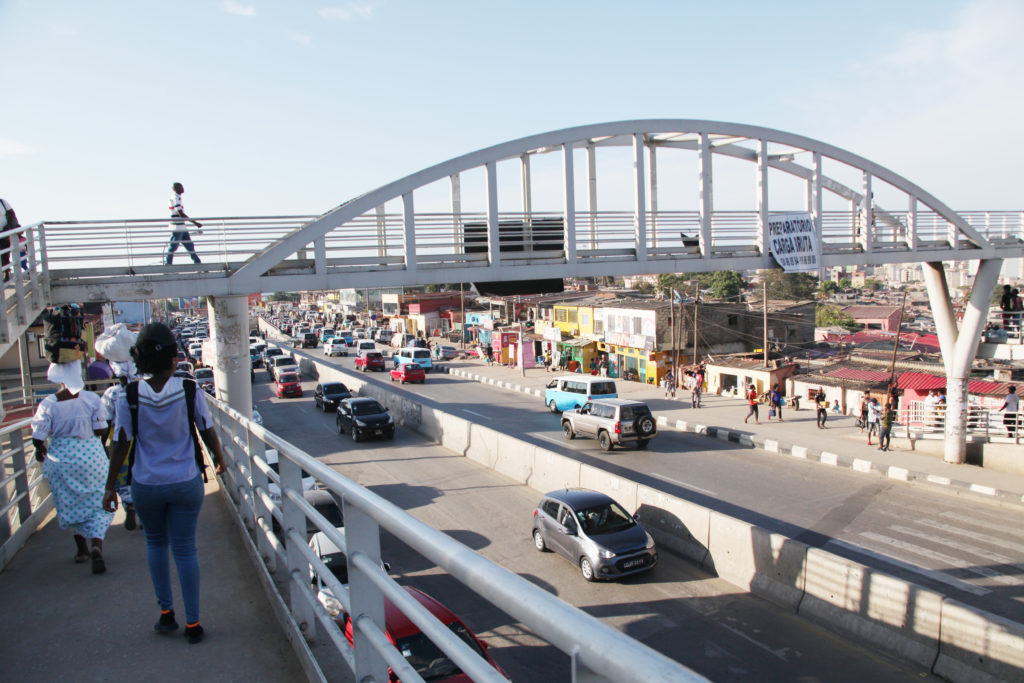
[2,0,1022,224]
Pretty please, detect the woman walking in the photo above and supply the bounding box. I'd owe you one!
[103,323,226,644]
[32,362,114,573]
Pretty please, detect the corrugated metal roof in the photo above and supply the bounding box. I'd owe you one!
[828,368,891,382]
[841,306,901,319]
[896,371,1013,396]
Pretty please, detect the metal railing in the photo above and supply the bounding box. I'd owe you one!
[207,396,706,683]
[0,417,51,572]
[900,401,1021,444]
[986,308,1024,344]
[35,209,1024,280]
[0,222,48,351]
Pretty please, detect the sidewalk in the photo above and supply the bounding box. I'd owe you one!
[436,358,1024,509]
[0,476,307,683]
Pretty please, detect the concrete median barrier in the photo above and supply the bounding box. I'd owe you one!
[705,511,806,610]
[579,464,639,512]
[934,598,1024,682]
[465,423,499,469]
[798,547,942,669]
[527,450,581,492]
[494,433,535,484]
[634,486,710,565]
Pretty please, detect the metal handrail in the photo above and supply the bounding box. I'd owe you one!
[0,417,50,572]
[206,396,706,683]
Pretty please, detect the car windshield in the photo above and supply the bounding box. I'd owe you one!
[403,364,420,372]
[394,622,485,682]
[351,401,384,416]
[575,501,636,535]
[323,384,348,396]
[195,369,213,379]
[278,373,300,383]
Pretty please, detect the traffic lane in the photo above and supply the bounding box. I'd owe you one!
[290,349,1024,622]
[262,397,936,682]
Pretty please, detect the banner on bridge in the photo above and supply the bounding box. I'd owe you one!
[767,212,818,273]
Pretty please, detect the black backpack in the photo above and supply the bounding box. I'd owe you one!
[124,378,207,484]
[42,305,87,364]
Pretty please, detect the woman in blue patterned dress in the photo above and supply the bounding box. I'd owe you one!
[32,377,114,574]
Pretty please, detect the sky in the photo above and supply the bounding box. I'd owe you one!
[1,0,1022,224]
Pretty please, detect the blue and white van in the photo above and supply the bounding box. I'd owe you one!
[393,346,433,372]
[544,375,618,413]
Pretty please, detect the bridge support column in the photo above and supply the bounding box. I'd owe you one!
[207,295,252,419]
[922,259,1002,464]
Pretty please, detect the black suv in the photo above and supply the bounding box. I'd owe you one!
[293,332,318,349]
[336,397,395,442]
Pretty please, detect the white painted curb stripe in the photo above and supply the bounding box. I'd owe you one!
[887,466,909,482]
[791,445,808,459]
[764,439,779,453]
[853,458,873,473]
[969,484,997,496]
[927,475,951,486]
[821,452,839,466]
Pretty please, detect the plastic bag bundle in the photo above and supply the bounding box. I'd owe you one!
[95,323,138,363]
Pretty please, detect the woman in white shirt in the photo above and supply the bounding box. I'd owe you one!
[31,365,114,573]
[103,323,226,645]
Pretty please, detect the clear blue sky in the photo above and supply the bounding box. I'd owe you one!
[1,0,1021,222]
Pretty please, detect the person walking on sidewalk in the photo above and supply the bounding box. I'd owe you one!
[744,384,759,424]
[866,397,881,445]
[102,323,227,645]
[692,367,704,408]
[663,369,676,399]
[878,399,896,451]
[769,383,784,421]
[859,391,871,432]
[815,387,828,428]
[165,182,202,265]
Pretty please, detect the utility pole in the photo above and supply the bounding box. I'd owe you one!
[763,281,769,368]
[460,282,465,349]
[691,289,699,367]
[670,293,676,376]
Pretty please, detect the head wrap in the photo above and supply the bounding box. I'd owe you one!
[47,360,84,393]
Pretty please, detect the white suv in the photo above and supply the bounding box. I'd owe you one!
[561,399,657,451]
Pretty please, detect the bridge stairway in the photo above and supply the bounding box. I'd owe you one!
[0,278,48,360]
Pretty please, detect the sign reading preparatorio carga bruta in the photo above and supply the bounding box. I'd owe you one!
[767,212,818,272]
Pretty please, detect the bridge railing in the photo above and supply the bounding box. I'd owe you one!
[0,222,48,349]
[0,417,51,572]
[37,210,1024,279]
[207,396,706,683]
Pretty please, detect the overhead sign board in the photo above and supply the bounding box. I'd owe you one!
[767,212,818,272]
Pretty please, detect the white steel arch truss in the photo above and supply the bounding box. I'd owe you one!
[227,119,1000,295]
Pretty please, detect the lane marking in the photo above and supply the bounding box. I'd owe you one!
[918,518,1024,554]
[535,434,565,447]
[858,531,1014,587]
[823,538,990,596]
[888,525,1024,581]
[716,623,789,662]
[938,510,1022,536]
[651,473,716,497]
[463,409,491,419]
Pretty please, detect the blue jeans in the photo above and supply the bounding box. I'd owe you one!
[166,230,200,264]
[131,474,205,624]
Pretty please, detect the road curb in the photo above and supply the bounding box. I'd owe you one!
[438,365,1024,509]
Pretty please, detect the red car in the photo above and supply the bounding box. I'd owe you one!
[355,351,386,372]
[338,586,509,682]
[390,363,426,384]
[275,371,303,398]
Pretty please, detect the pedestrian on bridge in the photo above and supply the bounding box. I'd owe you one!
[102,323,227,645]
[0,197,19,282]
[165,182,202,265]
[31,361,114,574]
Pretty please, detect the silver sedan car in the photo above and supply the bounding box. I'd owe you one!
[532,488,657,581]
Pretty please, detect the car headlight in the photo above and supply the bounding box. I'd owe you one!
[598,548,616,559]
[646,534,656,549]
[386,415,394,424]
[355,420,366,427]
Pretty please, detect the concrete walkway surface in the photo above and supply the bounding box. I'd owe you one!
[436,357,1024,509]
[0,477,306,683]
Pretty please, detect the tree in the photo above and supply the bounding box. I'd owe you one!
[708,271,745,299]
[757,269,818,300]
[838,277,851,289]
[818,280,840,298]
[816,304,859,330]
[267,291,300,302]
[863,278,884,291]
[636,281,655,295]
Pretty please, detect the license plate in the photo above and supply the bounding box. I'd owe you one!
[375,429,383,435]
[621,558,645,569]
